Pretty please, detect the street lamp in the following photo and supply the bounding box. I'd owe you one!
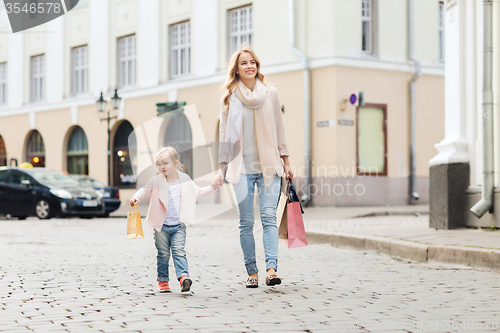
[97,89,121,186]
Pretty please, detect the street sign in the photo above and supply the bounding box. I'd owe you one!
[157,101,187,116]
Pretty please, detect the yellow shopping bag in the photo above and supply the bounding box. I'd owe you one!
[127,204,144,239]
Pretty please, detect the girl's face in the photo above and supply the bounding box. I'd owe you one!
[156,154,179,178]
[236,52,257,81]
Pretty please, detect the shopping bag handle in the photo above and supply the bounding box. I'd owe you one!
[129,203,138,213]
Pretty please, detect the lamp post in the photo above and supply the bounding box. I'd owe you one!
[97,89,121,186]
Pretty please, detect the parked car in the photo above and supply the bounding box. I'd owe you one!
[0,167,104,219]
[69,174,121,217]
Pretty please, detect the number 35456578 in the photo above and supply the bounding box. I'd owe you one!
[5,2,62,14]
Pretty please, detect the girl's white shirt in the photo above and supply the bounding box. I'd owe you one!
[164,180,181,226]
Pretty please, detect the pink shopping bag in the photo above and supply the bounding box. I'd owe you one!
[283,201,307,248]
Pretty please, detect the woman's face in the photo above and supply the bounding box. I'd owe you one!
[156,154,178,178]
[236,52,257,81]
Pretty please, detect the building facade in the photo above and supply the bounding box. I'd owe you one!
[0,0,445,206]
[430,0,500,228]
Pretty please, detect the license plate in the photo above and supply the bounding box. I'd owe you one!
[102,192,111,198]
[82,200,98,207]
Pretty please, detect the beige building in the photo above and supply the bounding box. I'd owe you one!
[0,0,445,206]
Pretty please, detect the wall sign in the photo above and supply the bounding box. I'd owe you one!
[338,120,354,126]
[317,120,336,128]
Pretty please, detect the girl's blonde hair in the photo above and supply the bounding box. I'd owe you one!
[155,146,183,172]
[221,46,266,112]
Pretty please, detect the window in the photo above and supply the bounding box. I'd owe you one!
[357,105,387,175]
[228,5,252,58]
[0,63,6,105]
[67,126,88,175]
[163,112,193,178]
[361,0,373,53]
[117,35,136,87]
[26,130,45,167]
[0,135,6,166]
[170,21,191,78]
[71,46,88,95]
[439,1,445,61]
[0,169,7,182]
[30,55,45,101]
[7,170,32,185]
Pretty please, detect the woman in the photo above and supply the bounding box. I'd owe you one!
[212,47,293,288]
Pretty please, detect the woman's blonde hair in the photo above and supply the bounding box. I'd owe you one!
[155,146,183,171]
[221,46,266,112]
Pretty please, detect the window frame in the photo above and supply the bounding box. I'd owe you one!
[169,20,191,79]
[227,4,253,61]
[116,34,136,88]
[356,103,387,176]
[70,45,88,96]
[30,54,45,102]
[0,62,7,105]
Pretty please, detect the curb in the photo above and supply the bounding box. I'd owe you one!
[307,231,500,271]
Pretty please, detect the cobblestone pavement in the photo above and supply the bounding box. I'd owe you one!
[1,217,500,333]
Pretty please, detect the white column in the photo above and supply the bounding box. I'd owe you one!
[192,0,217,77]
[430,0,469,166]
[7,32,23,108]
[89,0,109,95]
[137,0,159,88]
[46,17,64,103]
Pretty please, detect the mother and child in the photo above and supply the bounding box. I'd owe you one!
[129,46,293,293]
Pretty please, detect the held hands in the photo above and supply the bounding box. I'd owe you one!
[211,169,224,190]
[129,198,138,207]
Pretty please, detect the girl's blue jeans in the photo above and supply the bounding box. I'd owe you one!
[154,224,189,281]
[231,173,281,275]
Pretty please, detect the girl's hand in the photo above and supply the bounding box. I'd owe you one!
[130,198,138,206]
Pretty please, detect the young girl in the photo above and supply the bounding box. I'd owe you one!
[130,146,220,293]
[212,47,292,288]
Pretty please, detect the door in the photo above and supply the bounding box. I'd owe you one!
[5,170,37,215]
[0,169,9,213]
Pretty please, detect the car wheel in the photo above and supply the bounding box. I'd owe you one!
[35,199,51,219]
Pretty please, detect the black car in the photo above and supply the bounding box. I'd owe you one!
[0,167,104,219]
[69,174,121,217]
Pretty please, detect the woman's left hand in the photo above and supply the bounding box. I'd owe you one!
[284,164,293,180]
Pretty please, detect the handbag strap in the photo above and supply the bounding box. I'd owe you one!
[129,204,138,213]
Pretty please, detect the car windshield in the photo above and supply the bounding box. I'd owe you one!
[25,169,80,186]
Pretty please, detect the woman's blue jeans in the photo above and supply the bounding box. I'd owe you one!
[154,224,189,282]
[231,173,281,275]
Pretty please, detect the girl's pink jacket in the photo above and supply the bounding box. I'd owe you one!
[131,171,215,232]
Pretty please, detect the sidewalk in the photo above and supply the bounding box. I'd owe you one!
[111,203,500,271]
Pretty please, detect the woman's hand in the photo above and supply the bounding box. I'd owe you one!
[284,164,293,180]
[211,168,225,190]
[129,198,138,206]
[282,156,293,180]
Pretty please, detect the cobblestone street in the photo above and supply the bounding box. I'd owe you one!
[1,217,500,332]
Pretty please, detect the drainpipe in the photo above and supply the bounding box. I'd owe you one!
[289,0,311,206]
[408,0,421,203]
[471,0,494,218]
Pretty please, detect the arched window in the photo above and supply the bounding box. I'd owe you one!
[67,126,89,175]
[113,121,136,187]
[164,112,192,177]
[26,130,45,167]
[0,135,6,166]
